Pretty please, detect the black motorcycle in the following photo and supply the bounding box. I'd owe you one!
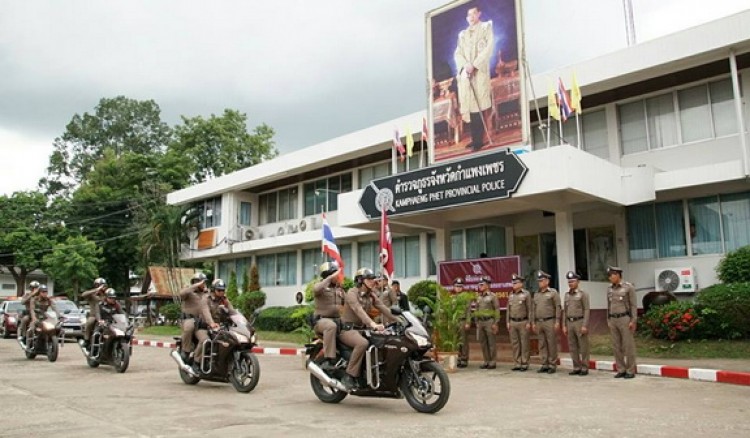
[78,314,134,373]
[170,310,261,393]
[19,309,64,362]
[305,309,451,414]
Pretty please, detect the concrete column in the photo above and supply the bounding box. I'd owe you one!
[554,208,576,284]
[351,241,359,276]
[419,232,429,279]
[434,228,449,263]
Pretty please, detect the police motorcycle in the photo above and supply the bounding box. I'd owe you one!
[20,307,64,362]
[170,307,261,393]
[305,279,451,413]
[78,290,134,373]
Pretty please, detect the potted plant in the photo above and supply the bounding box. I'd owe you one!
[419,287,473,372]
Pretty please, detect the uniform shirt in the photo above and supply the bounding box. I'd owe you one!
[21,290,39,311]
[313,274,344,318]
[99,300,124,322]
[207,294,234,323]
[472,291,500,324]
[607,282,637,323]
[341,287,394,326]
[506,289,533,323]
[179,284,214,325]
[562,288,590,327]
[30,296,55,322]
[381,288,411,312]
[81,287,104,320]
[532,288,561,321]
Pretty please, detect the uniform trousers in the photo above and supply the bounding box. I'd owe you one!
[608,316,636,373]
[537,319,558,369]
[509,320,530,367]
[314,318,338,359]
[566,319,589,371]
[338,329,368,377]
[476,320,496,366]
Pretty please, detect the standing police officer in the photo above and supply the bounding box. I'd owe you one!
[452,278,471,368]
[562,271,590,376]
[532,271,560,373]
[607,266,637,379]
[467,276,499,369]
[312,262,345,370]
[506,274,532,371]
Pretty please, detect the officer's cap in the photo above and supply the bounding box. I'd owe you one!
[537,271,551,280]
[478,275,491,284]
[391,280,400,286]
[607,266,623,275]
[453,277,464,286]
[511,273,525,283]
[565,271,581,281]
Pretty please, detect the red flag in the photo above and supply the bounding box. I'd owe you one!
[421,117,429,143]
[379,207,394,281]
[393,128,406,162]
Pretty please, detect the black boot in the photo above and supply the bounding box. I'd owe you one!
[469,112,484,150]
[341,373,356,391]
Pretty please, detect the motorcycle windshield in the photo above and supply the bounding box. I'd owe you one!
[111,313,129,330]
[402,311,429,338]
[44,309,58,324]
[230,313,252,337]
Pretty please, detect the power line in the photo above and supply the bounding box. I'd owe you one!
[0,230,141,259]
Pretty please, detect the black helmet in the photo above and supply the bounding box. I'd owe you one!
[355,268,376,281]
[93,278,107,287]
[191,272,207,285]
[212,279,227,291]
[39,284,49,293]
[319,261,339,279]
[29,280,40,289]
[105,288,117,299]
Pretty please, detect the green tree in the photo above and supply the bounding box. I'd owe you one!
[241,269,251,294]
[42,235,102,302]
[248,264,261,292]
[171,109,278,183]
[226,270,239,306]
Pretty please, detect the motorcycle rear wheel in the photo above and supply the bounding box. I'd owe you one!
[179,366,200,385]
[400,361,451,414]
[114,341,130,373]
[229,352,260,393]
[47,336,59,362]
[309,359,347,404]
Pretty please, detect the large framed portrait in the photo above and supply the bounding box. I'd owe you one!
[426,0,526,163]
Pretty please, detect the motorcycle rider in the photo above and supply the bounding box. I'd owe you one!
[18,280,40,344]
[27,285,59,341]
[339,267,397,390]
[312,262,345,371]
[81,278,108,348]
[206,279,234,323]
[179,272,217,370]
[98,288,124,323]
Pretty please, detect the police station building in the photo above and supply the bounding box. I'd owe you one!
[167,12,750,329]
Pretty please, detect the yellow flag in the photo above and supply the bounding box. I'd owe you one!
[571,72,582,114]
[548,85,560,121]
[406,126,414,157]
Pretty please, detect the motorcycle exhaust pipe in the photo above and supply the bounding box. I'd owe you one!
[170,350,198,377]
[307,361,349,392]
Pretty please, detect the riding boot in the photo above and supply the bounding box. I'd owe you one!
[470,112,484,150]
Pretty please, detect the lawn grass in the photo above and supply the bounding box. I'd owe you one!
[589,334,750,359]
[138,325,309,345]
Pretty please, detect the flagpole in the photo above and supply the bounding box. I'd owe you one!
[576,111,582,149]
[558,117,563,146]
[546,111,551,148]
[391,140,397,175]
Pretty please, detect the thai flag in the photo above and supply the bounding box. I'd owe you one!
[321,213,344,282]
[557,77,573,122]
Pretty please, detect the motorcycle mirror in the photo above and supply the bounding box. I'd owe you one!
[390,306,403,316]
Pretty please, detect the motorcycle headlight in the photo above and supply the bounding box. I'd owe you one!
[408,332,431,348]
[8,317,16,324]
[42,322,54,331]
[234,333,249,343]
[112,328,124,336]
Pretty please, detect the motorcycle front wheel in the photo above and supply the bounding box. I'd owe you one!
[46,336,59,362]
[400,361,451,414]
[113,341,130,373]
[229,352,260,393]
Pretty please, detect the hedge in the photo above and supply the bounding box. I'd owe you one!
[255,305,311,332]
[695,282,750,339]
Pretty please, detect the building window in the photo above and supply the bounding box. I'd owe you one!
[359,162,391,188]
[720,192,750,252]
[239,201,252,226]
[304,173,352,215]
[530,109,608,160]
[688,196,722,255]
[392,236,421,278]
[259,187,298,225]
[257,252,297,286]
[451,226,506,259]
[428,233,437,276]
[450,230,464,260]
[619,78,737,155]
[196,196,222,228]
[217,258,252,291]
[1,284,15,291]
[357,241,380,273]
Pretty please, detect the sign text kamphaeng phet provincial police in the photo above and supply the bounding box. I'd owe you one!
[358,149,528,219]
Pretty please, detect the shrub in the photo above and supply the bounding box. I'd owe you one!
[248,264,261,292]
[716,245,750,283]
[236,290,266,318]
[641,300,701,341]
[255,305,309,332]
[160,302,182,324]
[226,271,239,305]
[695,282,750,339]
[408,280,440,310]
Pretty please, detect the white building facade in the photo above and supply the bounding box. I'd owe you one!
[167,12,750,327]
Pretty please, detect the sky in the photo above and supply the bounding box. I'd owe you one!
[1,0,748,196]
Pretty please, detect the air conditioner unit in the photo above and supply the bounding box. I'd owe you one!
[287,222,298,234]
[277,225,285,236]
[239,226,261,241]
[655,267,697,294]
[300,217,319,231]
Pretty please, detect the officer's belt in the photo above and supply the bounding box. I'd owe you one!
[182,313,197,319]
[341,322,366,331]
[608,312,630,319]
[313,315,340,323]
[476,317,494,321]
[535,316,556,322]
[510,317,528,322]
[566,316,584,322]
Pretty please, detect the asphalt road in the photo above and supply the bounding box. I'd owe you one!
[1,339,749,438]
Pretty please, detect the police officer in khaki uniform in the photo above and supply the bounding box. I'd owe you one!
[467,276,499,369]
[206,279,234,323]
[506,274,533,371]
[28,285,59,338]
[562,271,590,376]
[18,280,40,344]
[532,271,561,373]
[312,262,345,370]
[607,266,637,379]
[80,278,107,349]
[381,280,410,311]
[339,268,397,390]
[179,273,216,367]
[452,278,471,368]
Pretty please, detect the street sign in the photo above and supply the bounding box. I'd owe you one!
[358,148,528,219]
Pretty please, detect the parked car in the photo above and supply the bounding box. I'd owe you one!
[52,299,87,339]
[0,299,25,339]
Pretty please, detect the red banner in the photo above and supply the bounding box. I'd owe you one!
[438,256,521,308]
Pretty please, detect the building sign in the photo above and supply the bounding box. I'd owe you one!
[358,148,527,219]
[438,256,521,308]
[426,0,527,163]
